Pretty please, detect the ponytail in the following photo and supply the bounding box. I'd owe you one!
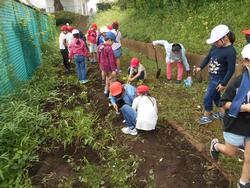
[227,31,235,44]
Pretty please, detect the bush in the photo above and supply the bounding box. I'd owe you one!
[54,11,81,26]
[96,2,112,12]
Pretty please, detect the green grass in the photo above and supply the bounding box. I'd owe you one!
[94,0,250,55]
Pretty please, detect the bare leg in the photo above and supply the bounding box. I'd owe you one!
[215,142,238,157]
[240,140,250,183]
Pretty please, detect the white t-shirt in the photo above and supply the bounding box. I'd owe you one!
[129,64,147,79]
[66,32,73,46]
[111,29,122,50]
[132,95,158,130]
[59,32,67,50]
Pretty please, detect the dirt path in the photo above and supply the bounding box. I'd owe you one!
[30,63,229,187]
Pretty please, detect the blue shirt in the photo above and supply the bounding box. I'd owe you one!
[200,45,236,86]
[109,84,136,106]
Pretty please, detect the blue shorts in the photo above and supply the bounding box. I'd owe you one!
[223,132,250,147]
[113,47,122,58]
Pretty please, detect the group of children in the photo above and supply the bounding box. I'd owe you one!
[59,22,250,187]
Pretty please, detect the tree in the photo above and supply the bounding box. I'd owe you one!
[54,0,64,11]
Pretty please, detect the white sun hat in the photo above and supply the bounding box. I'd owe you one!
[72,29,80,35]
[206,24,230,44]
[241,43,250,59]
[100,26,109,33]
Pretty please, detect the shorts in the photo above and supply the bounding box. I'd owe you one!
[223,132,250,147]
[89,43,97,53]
[113,47,122,58]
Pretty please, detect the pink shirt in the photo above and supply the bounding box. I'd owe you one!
[68,38,88,59]
[97,44,117,72]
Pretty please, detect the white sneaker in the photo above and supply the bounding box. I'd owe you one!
[80,80,89,84]
[121,127,137,136]
[122,120,126,123]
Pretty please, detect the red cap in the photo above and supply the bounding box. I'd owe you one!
[136,85,149,95]
[67,26,74,32]
[60,25,67,31]
[107,25,113,30]
[242,29,250,35]
[130,57,140,68]
[110,81,123,96]
[92,23,97,29]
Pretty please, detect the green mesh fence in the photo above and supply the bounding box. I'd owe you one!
[0,0,55,95]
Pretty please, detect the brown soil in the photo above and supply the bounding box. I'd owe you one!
[30,63,229,187]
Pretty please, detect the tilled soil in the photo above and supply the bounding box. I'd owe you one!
[30,63,229,188]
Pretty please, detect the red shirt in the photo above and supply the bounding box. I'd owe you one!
[87,29,97,44]
[97,44,117,72]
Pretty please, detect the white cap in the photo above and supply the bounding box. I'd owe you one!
[241,44,250,59]
[111,29,117,36]
[100,26,109,33]
[206,24,230,44]
[72,29,79,35]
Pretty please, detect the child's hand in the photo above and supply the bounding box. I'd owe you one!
[241,104,250,112]
[216,84,226,92]
[193,67,201,74]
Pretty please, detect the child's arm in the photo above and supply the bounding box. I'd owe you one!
[180,46,190,71]
[193,47,213,74]
[152,40,169,52]
[220,49,236,86]
[220,76,238,109]
[130,71,142,82]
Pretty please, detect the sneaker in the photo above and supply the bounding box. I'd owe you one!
[80,80,89,84]
[210,138,219,162]
[122,120,126,124]
[212,112,224,120]
[175,80,181,84]
[121,127,138,136]
[237,182,250,188]
[104,90,109,97]
[198,115,212,125]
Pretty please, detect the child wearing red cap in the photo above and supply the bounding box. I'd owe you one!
[242,29,250,44]
[127,57,147,83]
[87,23,98,63]
[121,85,158,136]
[59,25,70,74]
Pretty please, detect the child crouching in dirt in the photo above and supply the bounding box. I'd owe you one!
[69,29,89,84]
[210,44,250,188]
[97,32,117,96]
[152,39,190,83]
[127,57,147,83]
[109,81,136,114]
[120,85,158,136]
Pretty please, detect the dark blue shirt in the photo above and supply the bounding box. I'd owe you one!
[200,45,236,86]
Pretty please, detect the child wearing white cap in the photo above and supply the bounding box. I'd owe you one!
[193,24,236,125]
[69,29,89,84]
[210,44,250,188]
